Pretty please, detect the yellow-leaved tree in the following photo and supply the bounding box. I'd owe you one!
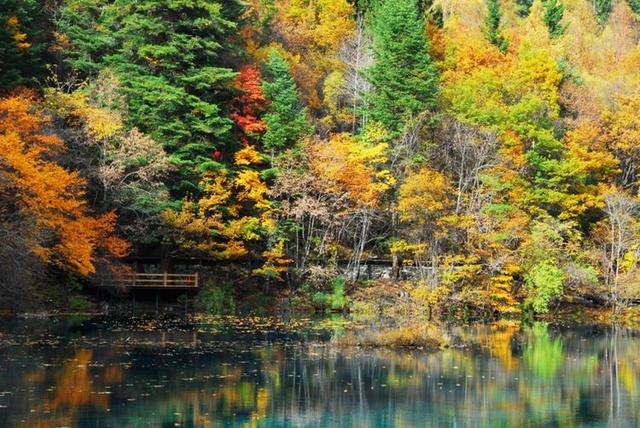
[0,93,128,277]
[163,145,290,279]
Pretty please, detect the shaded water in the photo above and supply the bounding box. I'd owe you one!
[0,315,639,427]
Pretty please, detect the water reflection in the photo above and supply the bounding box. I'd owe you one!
[0,317,639,427]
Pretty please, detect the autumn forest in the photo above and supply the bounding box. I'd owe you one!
[1,0,640,318]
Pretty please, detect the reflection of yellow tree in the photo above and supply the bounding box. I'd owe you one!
[22,349,112,428]
[480,321,521,373]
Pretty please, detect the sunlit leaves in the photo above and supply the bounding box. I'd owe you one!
[310,132,394,209]
[0,94,128,275]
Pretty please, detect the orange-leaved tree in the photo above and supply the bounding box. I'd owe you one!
[0,93,128,276]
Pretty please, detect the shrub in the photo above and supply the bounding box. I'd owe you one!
[67,295,94,311]
[194,280,236,315]
[334,323,448,349]
[524,260,565,314]
[312,276,347,311]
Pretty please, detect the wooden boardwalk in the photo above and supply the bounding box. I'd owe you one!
[96,272,199,289]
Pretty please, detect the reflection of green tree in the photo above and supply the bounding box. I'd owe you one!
[7,317,640,427]
[524,322,564,379]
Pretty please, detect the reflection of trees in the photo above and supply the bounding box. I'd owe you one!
[19,348,123,428]
[3,320,640,427]
[112,325,639,427]
[524,322,564,379]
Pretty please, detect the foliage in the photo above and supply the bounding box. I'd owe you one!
[628,0,640,15]
[516,0,534,17]
[58,0,242,195]
[543,0,566,38]
[312,276,347,311]
[365,0,439,136]
[524,260,565,313]
[194,280,236,315]
[310,130,394,209]
[484,0,509,52]
[5,0,640,315]
[592,0,613,25]
[231,65,268,146]
[0,0,46,89]
[0,93,128,276]
[43,77,173,242]
[262,50,311,151]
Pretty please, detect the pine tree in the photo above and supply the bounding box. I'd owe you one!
[0,0,47,89]
[365,0,439,136]
[592,0,612,25]
[515,0,534,17]
[628,0,640,15]
[543,0,566,38]
[262,50,311,152]
[484,0,509,52]
[59,0,241,195]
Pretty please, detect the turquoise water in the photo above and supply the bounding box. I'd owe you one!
[0,315,639,427]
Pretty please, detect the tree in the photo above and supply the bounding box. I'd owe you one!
[543,0,566,38]
[602,94,640,192]
[58,0,242,195]
[43,73,173,243]
[628,0,640,15]
[519,217,582,314]
[267,0,355,111]
[337,14,373,132]
[0,93,128,277]
[365,0,439,136]
[309,129,394,274]
[484,0,509,52]
[310,132,393,210]
[163,145,290,278]
[262,50,311,152]
[231,65,268,147]
[0,0,47,89]
[599,190,639,314]
[516,0,534,17]
[592,0,613,25]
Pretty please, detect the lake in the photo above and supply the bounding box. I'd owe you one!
[0,315,639,427]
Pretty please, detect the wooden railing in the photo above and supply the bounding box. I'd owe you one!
[97,272,199,289]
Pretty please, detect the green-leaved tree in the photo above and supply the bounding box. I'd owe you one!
[262,50,311,152]
[543,0,566,38]
[59,0,242,195]
[365,0,439,137]
[484,0,509,52]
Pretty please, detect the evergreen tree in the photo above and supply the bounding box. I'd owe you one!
[628,0,640,15]
[592,0,612,25]
[59,0,241,194]
[515,0,534,17]
[365,0,439,136]
[543,0,566,38]
[262,50,311,151]
[0,0,47,89]
[484,0,509,52]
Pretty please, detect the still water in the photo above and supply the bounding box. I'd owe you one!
[0,315,639,427]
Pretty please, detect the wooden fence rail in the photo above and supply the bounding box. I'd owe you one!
[96,272,199,289]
